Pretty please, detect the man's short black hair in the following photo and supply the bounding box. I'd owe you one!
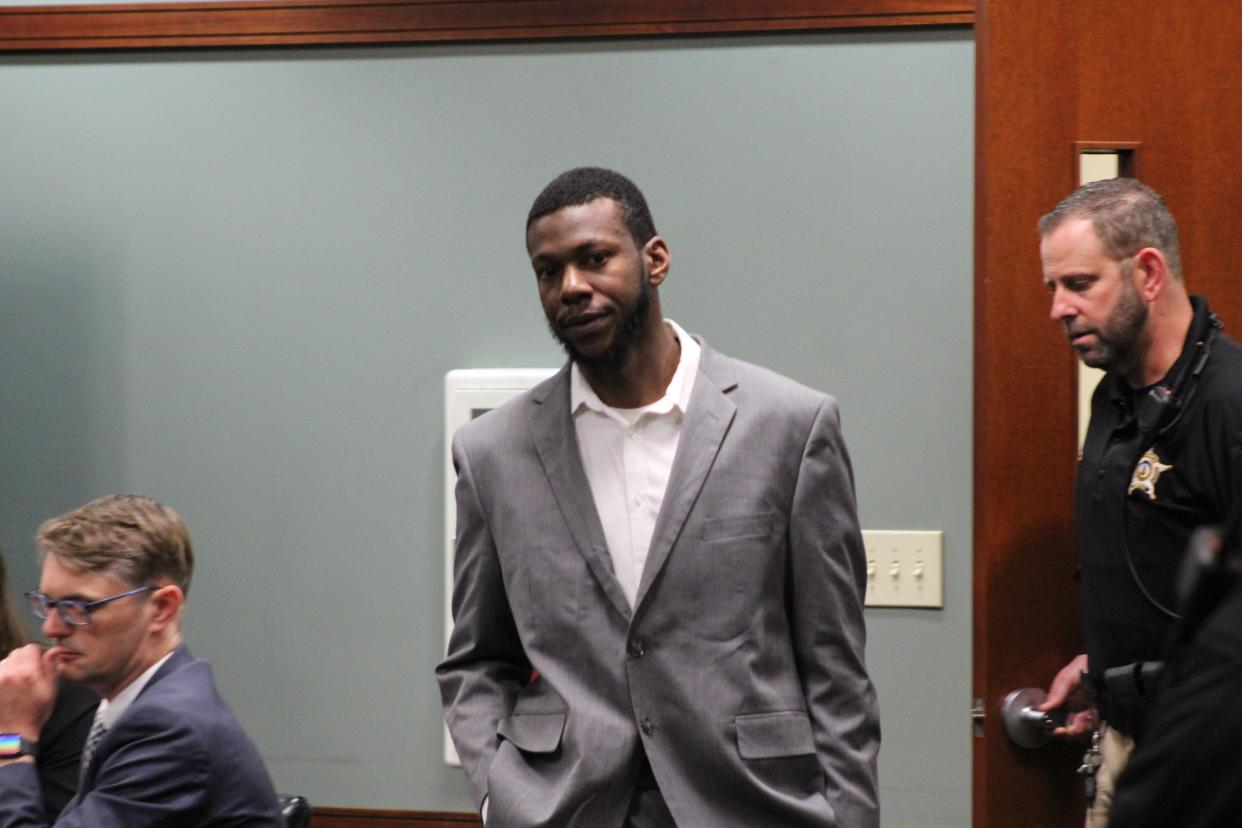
[527,167,657,247]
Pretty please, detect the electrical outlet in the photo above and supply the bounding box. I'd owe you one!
[862,530,944,608]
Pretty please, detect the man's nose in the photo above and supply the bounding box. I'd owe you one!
[1049,287,1077,322]
[560,266,591,303]
[41,609,70,639]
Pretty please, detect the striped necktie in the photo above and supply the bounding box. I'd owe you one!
[78,709,108,790]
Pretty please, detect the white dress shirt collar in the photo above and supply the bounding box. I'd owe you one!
[569,319,701,419]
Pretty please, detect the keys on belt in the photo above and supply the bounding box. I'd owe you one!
[1078,729,1102,804]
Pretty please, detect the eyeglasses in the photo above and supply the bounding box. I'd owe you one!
[25,586,155,627]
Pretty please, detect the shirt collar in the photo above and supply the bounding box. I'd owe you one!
[570,319,700,418]
[1106,294,1219,411]
[1161,294,1219,388]
[98,649,176,729]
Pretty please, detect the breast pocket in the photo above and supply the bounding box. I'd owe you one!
[694,510,782,641]
[701,511,776,542]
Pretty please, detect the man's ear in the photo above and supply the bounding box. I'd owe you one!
[148,585,184,631]
[643,236,671,287]
[1133,247,1169,301]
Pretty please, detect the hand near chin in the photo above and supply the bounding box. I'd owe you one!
[0,644,59,739]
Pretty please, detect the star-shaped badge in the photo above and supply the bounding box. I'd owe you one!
[1128,449,1172,501]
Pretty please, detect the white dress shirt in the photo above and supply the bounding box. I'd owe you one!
[570,319,701,608]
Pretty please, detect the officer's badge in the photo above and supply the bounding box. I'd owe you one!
[1128,449,1172,500]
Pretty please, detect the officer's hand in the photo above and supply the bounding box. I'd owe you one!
[1038,653,1097,736]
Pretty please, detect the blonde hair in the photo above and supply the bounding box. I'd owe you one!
[37,495,194,595]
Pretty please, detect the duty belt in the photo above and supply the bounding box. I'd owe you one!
[1099,660,1164,735]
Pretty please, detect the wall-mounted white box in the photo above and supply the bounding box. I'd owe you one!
[443,369,557,766]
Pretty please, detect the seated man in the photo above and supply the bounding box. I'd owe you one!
[0,495,281,826]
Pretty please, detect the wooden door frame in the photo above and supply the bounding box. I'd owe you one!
[0,0,972,51]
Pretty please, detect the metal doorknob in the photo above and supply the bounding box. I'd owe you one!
[1001,687,1058,748]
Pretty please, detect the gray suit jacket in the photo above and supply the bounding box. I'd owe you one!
[437,341,879,828]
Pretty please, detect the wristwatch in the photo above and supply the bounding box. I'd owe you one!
[0,734,37,760]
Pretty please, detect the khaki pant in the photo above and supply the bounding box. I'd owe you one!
[1086,722,1136,828]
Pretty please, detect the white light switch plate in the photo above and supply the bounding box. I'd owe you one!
[862,530,944,608]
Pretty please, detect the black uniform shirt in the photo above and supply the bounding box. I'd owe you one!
[1077,296,1242,730]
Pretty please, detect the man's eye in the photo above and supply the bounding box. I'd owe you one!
[587,252,609,266]
[535,266,559,281]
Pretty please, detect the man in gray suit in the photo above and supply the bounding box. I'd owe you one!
[437,167,879,827]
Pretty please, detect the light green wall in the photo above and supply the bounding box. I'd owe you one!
[0,31,973,825]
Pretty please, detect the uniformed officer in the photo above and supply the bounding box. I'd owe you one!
[1034,178,1242,827]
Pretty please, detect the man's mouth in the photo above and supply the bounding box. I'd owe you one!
[1067,327,1096,347]
[561,311,610,333]
[46,645,80,662]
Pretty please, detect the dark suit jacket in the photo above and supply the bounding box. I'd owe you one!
[437,341,880,828]
[37,680,98,820]
[0,645,281,827]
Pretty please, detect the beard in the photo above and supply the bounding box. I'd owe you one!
[548,272,652,369]
[1069,275,1148,372]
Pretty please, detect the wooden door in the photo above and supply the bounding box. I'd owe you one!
[974,1,1242,825]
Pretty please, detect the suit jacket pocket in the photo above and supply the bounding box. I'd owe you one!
[497,712,566,754]
[701,510,775,542]
[734,711,816,759]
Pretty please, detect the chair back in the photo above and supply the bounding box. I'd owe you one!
[277,794,311,828]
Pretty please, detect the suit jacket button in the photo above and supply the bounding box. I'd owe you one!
[641,718,654,735]
[627,640,645,658]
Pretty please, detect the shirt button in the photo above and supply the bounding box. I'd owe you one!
[627,639,645,658]
[627,429,637,439]
[641,718,654,735]
[632,497,641,508]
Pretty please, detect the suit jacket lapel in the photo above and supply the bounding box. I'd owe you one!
[530,367,633,622]
[77,645,193,798]
[634,343,738,611]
